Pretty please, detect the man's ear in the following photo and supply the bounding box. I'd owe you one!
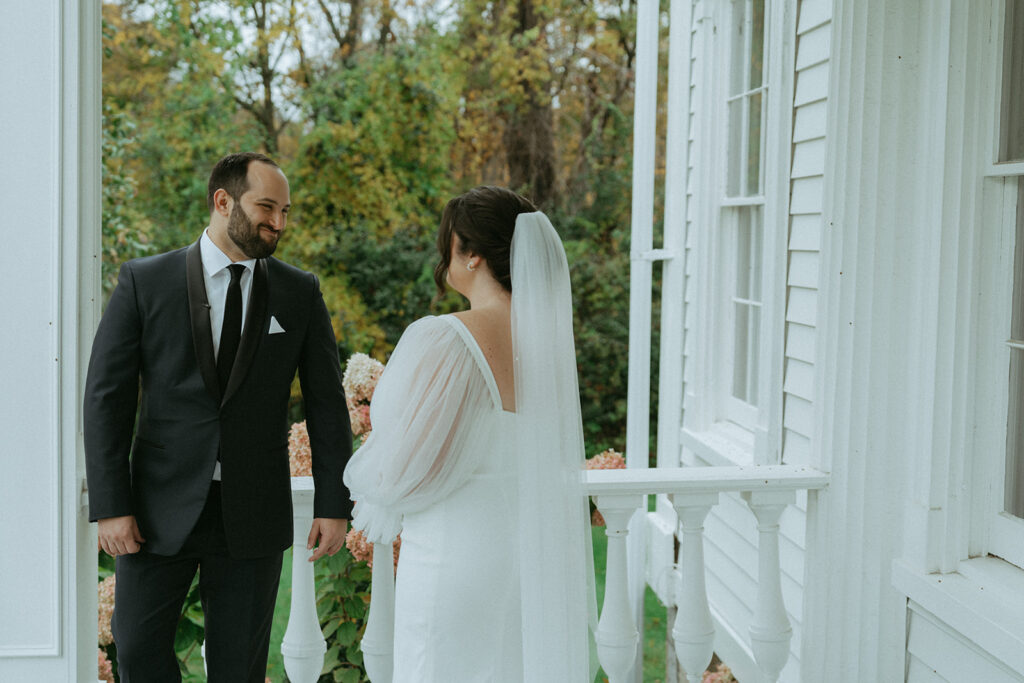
[212,188,233,218]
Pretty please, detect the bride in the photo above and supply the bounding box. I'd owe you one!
[343,186,597,682]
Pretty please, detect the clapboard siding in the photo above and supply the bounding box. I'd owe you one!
[791,137,826,178]
[781,1,830,671]
[674,2,830,679]
[783,2,830,496]
[785,286,818,326]
[785,322,816,362]
[789,214,821,250]
[906,603,1024,683]
[793,99,828,141]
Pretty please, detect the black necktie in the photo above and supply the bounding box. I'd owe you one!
[218,264,245,394]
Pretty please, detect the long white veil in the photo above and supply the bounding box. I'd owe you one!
[511,212,598,681]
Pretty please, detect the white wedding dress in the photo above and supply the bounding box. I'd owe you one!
[344,213,595,683]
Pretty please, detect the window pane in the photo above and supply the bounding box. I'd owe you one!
[747,91,763,196]
[730,0,748,96]
[728,98,743,196]
[1008,351,1024,517]
[733,302,750,401]
[748,305,760,403]
[736,208,752,298]
[751,206,763,300]
[1000,0,1024,162]
[1006,179,1024,517]
[750,0,765,90]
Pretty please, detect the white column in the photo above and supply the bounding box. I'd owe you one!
[594,494,644,683]
[361,542,396,683]
[282,478,327,682]
[742,490,794,682]
[669,493,718,683]
[624,0,662,675]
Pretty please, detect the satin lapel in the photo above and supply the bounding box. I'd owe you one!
[221,258,268,407]
[186,240,221,404]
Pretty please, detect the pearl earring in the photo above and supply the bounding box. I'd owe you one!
[467,263,476,271]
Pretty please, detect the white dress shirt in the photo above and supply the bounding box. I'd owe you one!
[200,229,256,480]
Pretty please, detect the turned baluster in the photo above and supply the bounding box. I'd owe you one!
[741,490,795,683]
[669,492,718,683]
[594,494,643,683]
[281,478,327,683]
[361,542,396,683]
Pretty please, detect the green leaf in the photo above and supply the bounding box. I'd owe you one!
[335,620,358,647]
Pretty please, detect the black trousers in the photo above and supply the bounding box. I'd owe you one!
[112,482,283,683]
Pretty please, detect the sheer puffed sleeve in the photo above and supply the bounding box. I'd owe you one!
[343,315,498,543]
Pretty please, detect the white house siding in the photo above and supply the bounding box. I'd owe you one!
[906,602,1024,683]
[783,0,831,468]
[674,1,831,680]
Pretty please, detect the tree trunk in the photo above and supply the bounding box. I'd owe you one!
[503,0,556,208]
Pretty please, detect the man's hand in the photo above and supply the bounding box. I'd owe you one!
[98,515,145,557]
[307,518,349,562]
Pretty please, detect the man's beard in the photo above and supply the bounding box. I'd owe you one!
[227,202,279,259]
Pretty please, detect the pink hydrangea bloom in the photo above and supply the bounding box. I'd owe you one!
[347,398,373,437]
[97,575,116,647]
[343,354,383,436]
[585,448,626,470]
[98,648,114,682]
[345,527,401,571]
[343,353,384,404]
[586,449,625,526]
[288,421,312,477]
[345,527,372,564]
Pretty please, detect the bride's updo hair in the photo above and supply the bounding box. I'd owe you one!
[434,186,537,296]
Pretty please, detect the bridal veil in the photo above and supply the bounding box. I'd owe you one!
[511,211,598,681]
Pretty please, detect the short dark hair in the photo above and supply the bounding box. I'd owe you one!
[206,152,280,213]
[434,186,538,296]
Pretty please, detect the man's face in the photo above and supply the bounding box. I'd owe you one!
[227,162,291,259]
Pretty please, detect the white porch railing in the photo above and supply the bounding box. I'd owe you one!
[263,466,827,683]
[587,465,828,683]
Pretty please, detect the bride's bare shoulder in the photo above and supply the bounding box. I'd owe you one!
[450,309,508,338]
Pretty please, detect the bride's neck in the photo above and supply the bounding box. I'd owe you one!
[465,279,511,311]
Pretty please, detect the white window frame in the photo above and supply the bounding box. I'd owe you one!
[970,0,1024,571]
[680,0,793,466]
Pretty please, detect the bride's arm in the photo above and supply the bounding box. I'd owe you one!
[342,316,494,543]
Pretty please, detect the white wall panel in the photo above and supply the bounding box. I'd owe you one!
[0,0,61,657]
[0,1,99,679]
[907,604,1024,683]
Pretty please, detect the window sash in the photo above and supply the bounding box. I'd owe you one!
[717,0,768,433]
[999,0,1024,162]
[1003,178,1024,520]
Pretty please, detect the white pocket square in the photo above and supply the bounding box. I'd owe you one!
[268,316,286,334]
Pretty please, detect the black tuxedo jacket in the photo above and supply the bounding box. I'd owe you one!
[84,240,354,559]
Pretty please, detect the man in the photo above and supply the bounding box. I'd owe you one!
[85,152,353,681]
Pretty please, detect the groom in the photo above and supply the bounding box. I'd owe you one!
[85,152,353,681]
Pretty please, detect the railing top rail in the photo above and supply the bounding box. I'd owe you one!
[584,465,829,496]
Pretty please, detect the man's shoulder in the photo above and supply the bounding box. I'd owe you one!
[265,256,316,286]
[123,245,189,276]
